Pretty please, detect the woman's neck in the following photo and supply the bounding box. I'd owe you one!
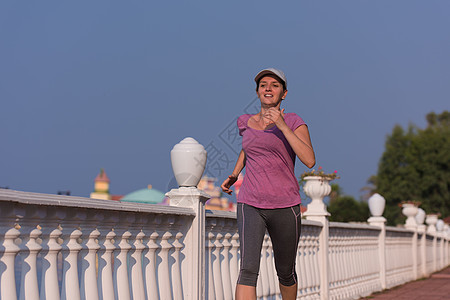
[260,103,281,115]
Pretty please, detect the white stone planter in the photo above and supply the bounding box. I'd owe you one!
[426,214,439,233]
[402,203,419,229]
[170,137,207,187]
[303,176,331,216]
[368,193,385,217]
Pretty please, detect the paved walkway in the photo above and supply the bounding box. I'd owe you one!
[363,266,450,299]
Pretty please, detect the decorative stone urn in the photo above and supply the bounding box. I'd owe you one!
[444,224,450,238]
[436,219,445,232]
[302,176,331,217]
[425,214,439,233]
[415,208,426,225]
[170,137,207,187]
[402,203,419,229]
[368,193,386,217]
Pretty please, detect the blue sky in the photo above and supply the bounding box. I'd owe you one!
[1,1,449,202]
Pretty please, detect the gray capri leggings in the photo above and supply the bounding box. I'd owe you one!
[237,202,302,287]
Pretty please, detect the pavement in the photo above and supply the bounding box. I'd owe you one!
[363,266,450,299]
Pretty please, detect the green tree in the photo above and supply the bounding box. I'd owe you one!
[373,111,450,225]
[327,183,370,222]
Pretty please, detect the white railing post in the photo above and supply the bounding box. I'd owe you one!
[426,214,438,272]
[417,225,428,277]
[368,217,387,289]
[444,225,449,267]
[415,208,427,278]
[403,206,418,280]
[303,177,332,300]
[166,187,210,300]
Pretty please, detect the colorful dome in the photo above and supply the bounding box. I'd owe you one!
[121,185,165,204]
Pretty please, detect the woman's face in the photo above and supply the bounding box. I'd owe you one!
[256,75,287,107]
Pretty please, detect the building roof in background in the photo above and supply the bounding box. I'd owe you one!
[121,185,165,204]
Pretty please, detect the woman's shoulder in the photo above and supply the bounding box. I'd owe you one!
[284,112,306,129]
[237,114,252,126]
[237,114,253,135]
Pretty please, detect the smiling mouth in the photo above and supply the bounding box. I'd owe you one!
[264,94,273,97]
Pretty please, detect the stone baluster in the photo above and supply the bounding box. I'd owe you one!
[158,231,174,300]
[81,228,101,300]
[229,232,239,297]
[303,235,313,295]
[212,232,224,300]
[297,234,307,296]
[130,229,146,300]
[97,217,116,300]
[212,230,224,300]
[206,231,216,300]
[128,213,147,300]
[144,230,159,300]
[1,227,21,300]
[172,232,184,300]
[60,209,86,300]
[39,207,64,300]
[18,206,45,300]
[220,232,233,300]
[79,211,103,300]
[328,233,337,292]
[0,203,23,300]
[113,212,134,300]
[340,235,347,292]
[19,227,42,300]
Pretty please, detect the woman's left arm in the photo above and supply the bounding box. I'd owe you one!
[264,108,316,168]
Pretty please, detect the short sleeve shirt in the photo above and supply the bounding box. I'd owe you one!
[237,113,306,209]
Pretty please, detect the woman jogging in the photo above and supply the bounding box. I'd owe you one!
[221,68,315,300]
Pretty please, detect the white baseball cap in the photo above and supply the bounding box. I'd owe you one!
[254,68,287,89]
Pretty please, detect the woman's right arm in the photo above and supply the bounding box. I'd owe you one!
[221,149,246,195]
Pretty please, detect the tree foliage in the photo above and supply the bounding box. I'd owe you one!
[328,183,370,223]
[374,111,450,225]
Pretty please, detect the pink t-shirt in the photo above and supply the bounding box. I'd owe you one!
[237,113,306,209]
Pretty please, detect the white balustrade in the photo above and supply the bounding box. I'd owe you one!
[1,189,449,300]
[385,228,415,288]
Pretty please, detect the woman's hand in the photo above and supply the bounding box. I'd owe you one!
[221,174,238,195]
[263,108,287,129]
